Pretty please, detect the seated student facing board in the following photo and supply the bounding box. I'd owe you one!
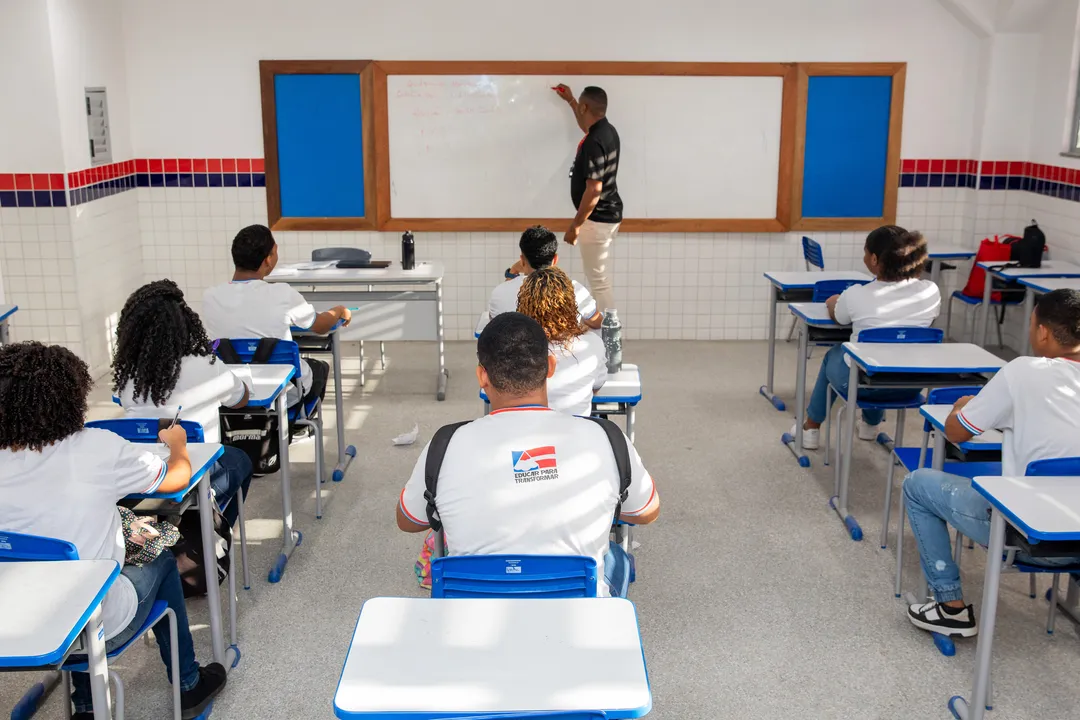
[201,224,351,407]
[0,342,226,720]
[113,279,252,527]
[516,266,608,417]
[396,313,658,596]
[904,289,1080,638]
[490,225,604,328]
[792,225,941,449]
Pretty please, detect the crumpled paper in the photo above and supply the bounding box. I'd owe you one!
[392,423,419,446]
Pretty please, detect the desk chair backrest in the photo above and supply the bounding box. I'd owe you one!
[430,554,599,598]
[857,327,944,344]
[812,279,867,302]
[86,418,205,443]
[802,236,824,270]
[1026,457,1080,476]
[927,387,984,406]
[215,338,302,381]
[0,531,78,562]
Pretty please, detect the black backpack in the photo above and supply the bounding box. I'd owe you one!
[1006,220,1045,268]
[171,504,232,598]
[422,416,633,533]
[216,338,282,475]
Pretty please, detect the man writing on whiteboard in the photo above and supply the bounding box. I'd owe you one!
[554,84,622,315]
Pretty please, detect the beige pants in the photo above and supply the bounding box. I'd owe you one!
[577,219,620,314]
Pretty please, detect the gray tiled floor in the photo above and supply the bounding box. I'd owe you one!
[1,340,1076,719]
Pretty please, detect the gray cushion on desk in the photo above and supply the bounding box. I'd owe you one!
[312,247,371,263]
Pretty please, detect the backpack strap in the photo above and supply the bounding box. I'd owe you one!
[423,421,472,531]
[251,338,280,364]
[214,340,241,364]
[585,416,632,521]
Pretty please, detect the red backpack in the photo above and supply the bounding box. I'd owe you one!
[960,236,1016,302]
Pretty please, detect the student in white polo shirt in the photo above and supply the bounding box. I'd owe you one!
[113,279,252,528]
[490,225,603,328]
[0,342,226,719]
[516,266,607,417]
[396,313,659,595]
[202,224,351,406]
[903,289,1080,638]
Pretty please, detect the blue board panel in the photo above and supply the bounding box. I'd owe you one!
[802,76,892,218]
[275,73,364,217]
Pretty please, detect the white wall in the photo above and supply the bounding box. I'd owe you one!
[0,0,64,170]
[1028,0,1080,165]
[122,0,984,159]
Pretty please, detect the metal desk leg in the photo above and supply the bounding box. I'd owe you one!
[436,278,449,401]
[269,392,300,583]
[930,258,942,288]
[1019,288,1035,356]
[626,404,636,444]
[330,332,356,483]
[831,359,863,540]
[949,511,1006,720]
[977,270,994,347]
[759,288,786,411]
[782,319,811,467]
[84,606,112,720]
[197,469,238,669]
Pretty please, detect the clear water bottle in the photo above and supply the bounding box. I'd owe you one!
[601,309,622,374]
[401,231,415,270]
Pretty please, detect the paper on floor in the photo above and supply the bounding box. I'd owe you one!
[393,424,420,446]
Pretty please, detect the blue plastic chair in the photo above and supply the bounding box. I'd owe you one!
[86,417,250,592]
[811,279,865,303]
[824,327,945,542]
[0,531,181,720]
[431,554,601,599]
[215,337,330,524]
[945,291,1007,346]
[802,236,825,270]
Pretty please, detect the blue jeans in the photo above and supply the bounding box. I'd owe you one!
[903,468,1080,602]
[71,550,200,713]
[806,344,923,425]
[211,445,252,527]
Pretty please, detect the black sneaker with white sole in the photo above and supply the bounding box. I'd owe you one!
[181,662,227,719]
[907,601,978,637]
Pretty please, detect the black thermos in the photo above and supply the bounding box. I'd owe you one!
[401,231,415,270]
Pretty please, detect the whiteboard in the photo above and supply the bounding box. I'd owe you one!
[387,74,783,219]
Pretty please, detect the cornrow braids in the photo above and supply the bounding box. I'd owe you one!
[516,266,587,350]
[866,225,929,282]
[0,342,92,451]
[112,279,216,406]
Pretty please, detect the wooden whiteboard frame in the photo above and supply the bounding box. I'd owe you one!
[259,60,378,231]
[789,62,906,231]
[371,61,798,233]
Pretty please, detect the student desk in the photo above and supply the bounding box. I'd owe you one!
[1015,276,1080,355]
[0,559,120,720]
[0,303,16,344]
[974,260,1080,347]
[267,262,449,401]
[781,302,850,467]
[948,475,1080,720]
[291,318,356,483]
[918,404,1003,455]
[225,364,300,583]
[480,364,642,441]
[760,271,872,411]
[835,343,1004,540]
[129,443,237,673]
[333,597,651,719]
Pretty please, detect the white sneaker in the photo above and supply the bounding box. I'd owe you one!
[857,417,881,441]
[907,601,978,637]
[789,423,819,450]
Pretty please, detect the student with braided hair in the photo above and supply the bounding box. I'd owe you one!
[516,266,607,417]
[0,342,227,719]
[113,279,252,526]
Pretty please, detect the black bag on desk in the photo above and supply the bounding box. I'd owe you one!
[216,338,282,476]
[1006,220,1046,268]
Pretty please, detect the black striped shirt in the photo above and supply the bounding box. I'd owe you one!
[570,117,623,223]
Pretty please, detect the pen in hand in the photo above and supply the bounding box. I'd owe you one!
[162,406,182,447]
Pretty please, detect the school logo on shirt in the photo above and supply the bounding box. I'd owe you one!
[511,446,559,483]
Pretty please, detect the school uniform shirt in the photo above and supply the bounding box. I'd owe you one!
[0,429,168,640]
[118,355,247,443]
[399,406,655,597]
[488,274,598,322]
[833,278,941,364]
[957,356,1080,476]
[548,332,609,417]
[202,279,317,398]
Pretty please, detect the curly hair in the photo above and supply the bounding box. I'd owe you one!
[516,266,587,350]
[112,279,216,406]
[865,225,929,282]
[0,342,92,451]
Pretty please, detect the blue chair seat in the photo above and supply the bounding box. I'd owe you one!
[832,385,927,410]
[951,290,1006,306]
[62,601,169,671]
